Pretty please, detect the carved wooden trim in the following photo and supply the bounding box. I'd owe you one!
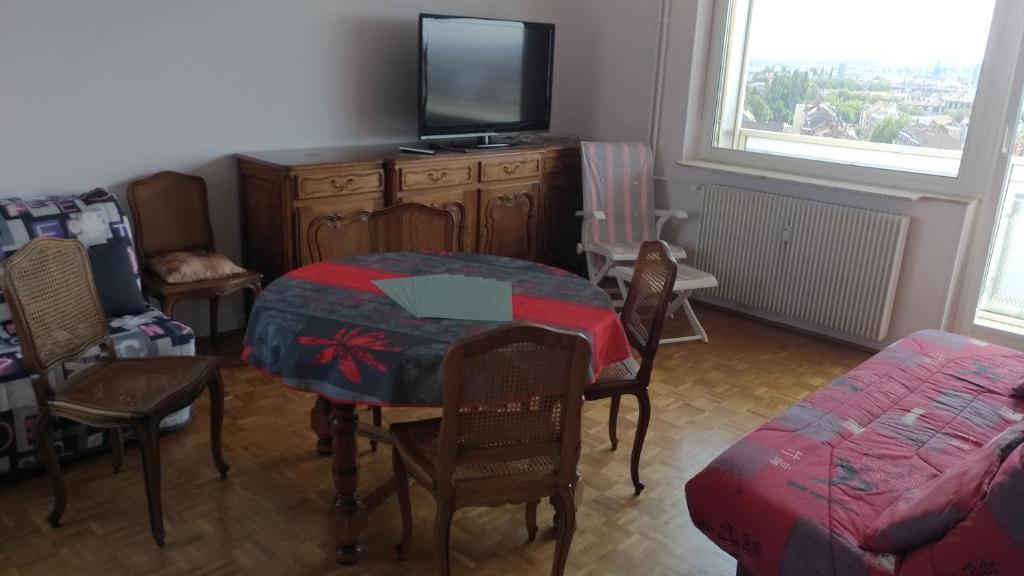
[297,170,384,199]
[430,200,468,252]
[399,165,475,191]
[307,211,372,263]
[481,191,536,259]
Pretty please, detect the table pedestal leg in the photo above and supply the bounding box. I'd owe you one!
[330,404,366,565]
[311,397,333,456]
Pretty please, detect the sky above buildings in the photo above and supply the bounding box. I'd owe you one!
[747,0,996,67]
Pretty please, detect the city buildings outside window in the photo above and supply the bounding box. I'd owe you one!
[702,0,1009,187]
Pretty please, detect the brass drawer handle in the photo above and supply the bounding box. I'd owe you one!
[331,177,355,190]
[503,164,521,175]
[428,170,449,183]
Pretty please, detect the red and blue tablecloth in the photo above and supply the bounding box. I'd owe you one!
[243,252,630,407]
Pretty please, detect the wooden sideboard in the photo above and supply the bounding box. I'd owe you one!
[236,142,583,283]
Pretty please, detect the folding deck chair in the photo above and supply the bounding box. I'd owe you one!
[577,141,718,344]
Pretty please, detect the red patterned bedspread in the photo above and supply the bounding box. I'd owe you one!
[685,330,1024,576]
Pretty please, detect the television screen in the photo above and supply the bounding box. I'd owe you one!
[419,15,555,140]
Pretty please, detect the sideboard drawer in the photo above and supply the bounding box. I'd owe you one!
[297,169,385,199]
[480,154,542,183]
[399,162,477,191]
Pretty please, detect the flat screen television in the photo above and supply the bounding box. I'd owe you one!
[418,14,555,147]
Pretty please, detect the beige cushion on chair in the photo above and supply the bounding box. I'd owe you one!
[148,251,246,284]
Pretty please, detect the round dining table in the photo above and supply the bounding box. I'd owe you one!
[242,252,630,565]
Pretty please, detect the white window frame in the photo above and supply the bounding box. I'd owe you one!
[954,33,1024,341]
[693,0,1024,200]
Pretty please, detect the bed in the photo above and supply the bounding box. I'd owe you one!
[686,330,1024,576]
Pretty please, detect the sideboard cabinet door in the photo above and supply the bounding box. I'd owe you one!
[294,196,385,266]
[478,182,541,261]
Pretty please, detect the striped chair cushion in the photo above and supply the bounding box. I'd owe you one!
[581,141,657,245]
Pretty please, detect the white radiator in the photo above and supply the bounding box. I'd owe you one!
[694,185,909,342]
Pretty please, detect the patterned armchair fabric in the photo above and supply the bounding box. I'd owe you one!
[0,189,196,477]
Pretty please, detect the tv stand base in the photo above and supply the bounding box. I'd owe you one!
[430,135,520,151]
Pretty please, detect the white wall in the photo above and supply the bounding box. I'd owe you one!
[558,0,975,347]
[0,0,562,335]
[549,0,663,142]
[0,0,975,346]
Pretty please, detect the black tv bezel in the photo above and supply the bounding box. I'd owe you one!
[417,13,555,141]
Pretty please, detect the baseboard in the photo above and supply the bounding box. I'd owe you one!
[692,299,879,354]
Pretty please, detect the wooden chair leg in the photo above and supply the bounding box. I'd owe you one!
[572,471,585,510]
[608,395,621,450]
[244,284,260,324]
[36,413,66,527]
[370,406,382,452]
[111,427,124,474]
[161,297,178,319]
[434,501,456,576]
[630,389,652,496]
[525,499,540,542]
[551,486,577,576]
[136,420,166,546]
[552,472,584,529]
[393,449,413,560]
[208,372,230,479]
[209,297,220,346]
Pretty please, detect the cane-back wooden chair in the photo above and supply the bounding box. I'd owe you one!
[2,238,229,546]
[307,210,372,264]
[390,324,591,576]
[362,202,455,451]
[585,240,677,494]
[127,171,262,342]
[368,203,456,253]
[307,210,382,451]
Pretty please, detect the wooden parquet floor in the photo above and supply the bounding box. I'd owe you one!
[0,306,869,576]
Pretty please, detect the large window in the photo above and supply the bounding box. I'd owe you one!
[699,0,1021,194]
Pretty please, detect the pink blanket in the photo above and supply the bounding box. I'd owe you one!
[686,330,1024,575]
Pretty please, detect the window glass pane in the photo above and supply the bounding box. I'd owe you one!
[978,110,1024,327]
[714,0,996,177]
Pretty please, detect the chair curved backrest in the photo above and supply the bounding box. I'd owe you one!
[1,238,110,375]
[307,211,372,263]
[127,171,215,259]
[368,203,455,254]
[621,241,677,374]
[581,141,657,245]
[435,324,591,496]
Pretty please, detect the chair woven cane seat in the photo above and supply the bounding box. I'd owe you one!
[391,418,560,484]
[55,357,220,416]
[596,356,640,383]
